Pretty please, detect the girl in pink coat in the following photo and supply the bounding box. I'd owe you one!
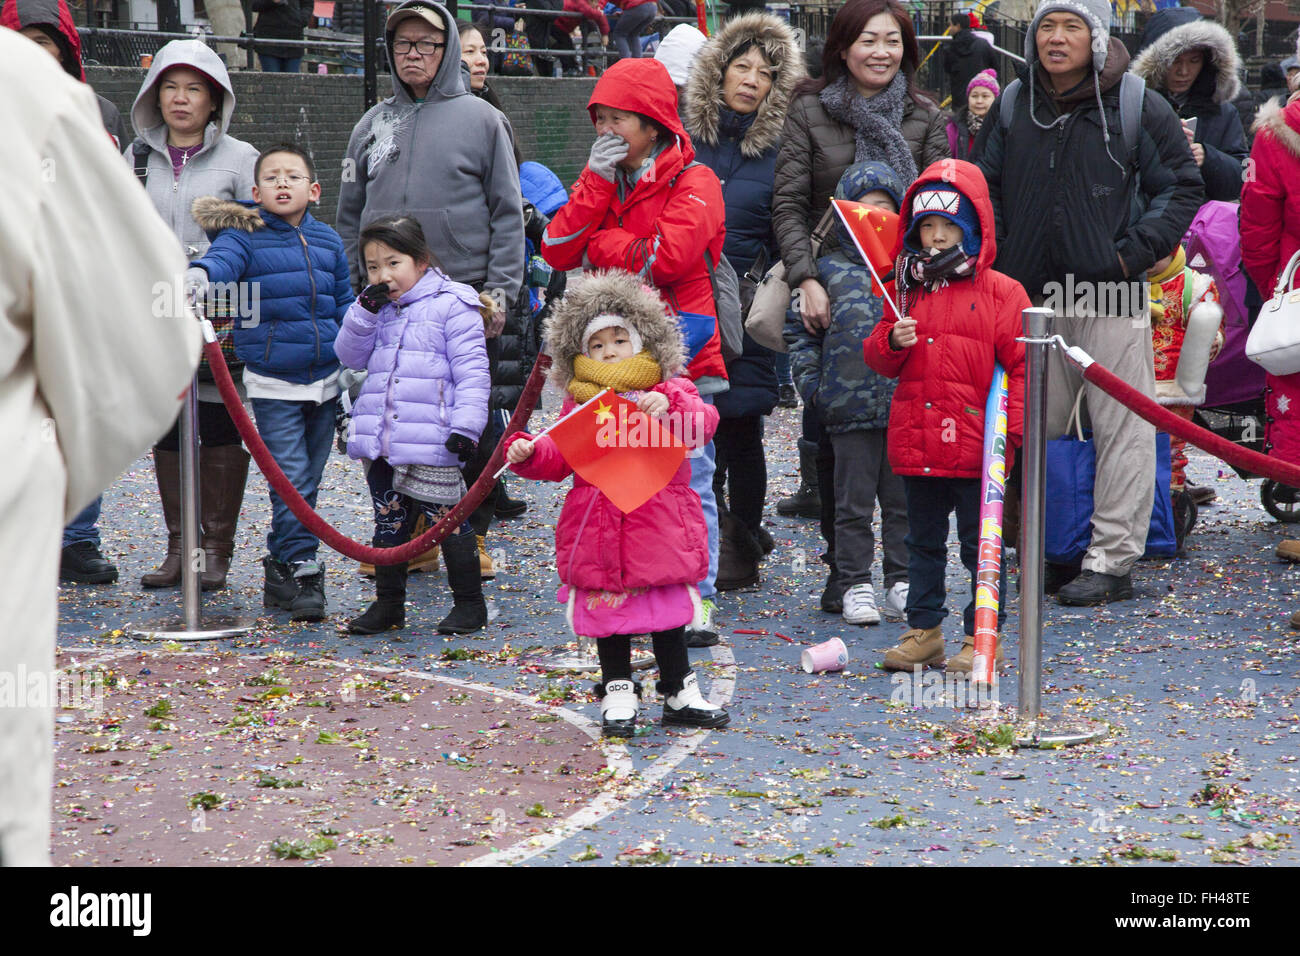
[505,270,729,737]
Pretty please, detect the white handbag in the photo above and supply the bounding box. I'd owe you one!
[1246,250,1300,376]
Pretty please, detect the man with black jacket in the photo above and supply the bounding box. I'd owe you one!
[942,13,997,109]
[977,0,1204,606]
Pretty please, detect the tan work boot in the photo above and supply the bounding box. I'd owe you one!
[359,514,439,576]
[946,635,1006,674]
[1278,540,1300,562]
[1290,609,1300,630]
[883,627,944,671]
[478,534,495,579]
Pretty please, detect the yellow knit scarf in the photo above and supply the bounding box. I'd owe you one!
[568,351,664,403]
[1148,245,1186,323]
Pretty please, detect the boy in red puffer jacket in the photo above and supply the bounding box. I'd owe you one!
[864,160,1028,675]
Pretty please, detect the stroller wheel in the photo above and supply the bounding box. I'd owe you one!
[1261,480,1300,523]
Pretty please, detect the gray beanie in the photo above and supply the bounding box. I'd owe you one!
[1026,0,1113,73]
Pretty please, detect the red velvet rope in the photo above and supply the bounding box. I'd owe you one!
[1079,359,1300,487]
[203,337,552,566]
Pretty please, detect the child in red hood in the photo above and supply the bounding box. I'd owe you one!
[505,270,729,739]
[864,160,1028,676]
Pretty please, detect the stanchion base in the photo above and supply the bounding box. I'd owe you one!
[527,638,655,674]
[1013,718,1107,749]
[127,615,256,641]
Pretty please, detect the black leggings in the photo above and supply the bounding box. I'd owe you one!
[712,415,767,535]
[596,626,690,696]
[155,400,242,451]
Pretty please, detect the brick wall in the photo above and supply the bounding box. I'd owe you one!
[87,68,597,227]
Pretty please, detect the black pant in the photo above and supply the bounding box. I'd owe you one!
[596,627,690,696]
[365,457,473,545]
[901,475,1007,635]
[155,400,241,451]
[712,415,767,535]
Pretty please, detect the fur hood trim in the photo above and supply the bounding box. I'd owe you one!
[1131,20,1240,104]
[191,196,264,233]
[1253,97,1300,160]
[542,270,686,388]
[684,12,805,159]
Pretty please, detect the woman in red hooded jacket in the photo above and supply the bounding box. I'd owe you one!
[543,56,730,646]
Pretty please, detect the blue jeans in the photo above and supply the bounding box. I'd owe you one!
[901,476,1007,635]
[251,396,339,565]
[611,3,656,59]
[774,351,793,387]
[259,54,302,73]
[63,496,102,548]
[689,394,719,601]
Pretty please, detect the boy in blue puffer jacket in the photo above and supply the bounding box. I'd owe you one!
[188,144,353,622]
[785,161,910,631]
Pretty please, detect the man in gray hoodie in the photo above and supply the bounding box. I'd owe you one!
[336,0,524,311]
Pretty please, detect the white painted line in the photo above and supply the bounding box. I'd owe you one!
[465,644,737,867]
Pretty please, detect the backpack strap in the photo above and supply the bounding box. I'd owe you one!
[1118,72,1145,160]
[131,138,150,187]
[998,77,1021,132]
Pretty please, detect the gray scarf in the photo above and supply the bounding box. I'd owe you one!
[819,72,918,186]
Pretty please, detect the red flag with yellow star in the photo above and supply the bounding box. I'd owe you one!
[832,199,903,320]
[545,389,686,514]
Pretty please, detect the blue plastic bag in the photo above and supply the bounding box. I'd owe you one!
[1045,430,1175,563]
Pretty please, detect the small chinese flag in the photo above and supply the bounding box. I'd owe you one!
[547,389,686,514]
[832,200,903,319]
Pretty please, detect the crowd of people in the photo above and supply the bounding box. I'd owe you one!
[4,0,1300,829]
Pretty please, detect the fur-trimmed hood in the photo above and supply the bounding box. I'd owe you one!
[1131,16,1241,105]
[191,196,265,236]
[1253,96,1300,161]
[684,12,805,159]
[542,270,686,388]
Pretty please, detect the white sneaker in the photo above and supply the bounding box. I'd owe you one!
[662,672,730,728]
[883,581,909,622]
[842,583,881,625]
[600,679,639,738]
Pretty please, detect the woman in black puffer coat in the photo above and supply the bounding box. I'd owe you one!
[1131,6,1249,201]
[685,12,804,590]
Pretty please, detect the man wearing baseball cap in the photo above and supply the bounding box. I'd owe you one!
[976,0,1203,606]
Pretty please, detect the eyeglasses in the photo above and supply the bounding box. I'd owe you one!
[393,39,446,55]
[260,174,310,186]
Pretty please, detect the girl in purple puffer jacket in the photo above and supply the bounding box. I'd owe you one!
[334,216,492,637]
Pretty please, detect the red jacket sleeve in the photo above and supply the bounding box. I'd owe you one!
[567,0,610,34]
[863,315,908,379]
[585,166,725,287]
[660,378,719,448]
[541,169,616,272]
[506,430,573,482]
[1241,134,1287,295]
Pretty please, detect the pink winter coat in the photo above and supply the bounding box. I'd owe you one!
[507,377,718,593]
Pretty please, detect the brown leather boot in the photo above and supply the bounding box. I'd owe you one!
[882,627,945,671]
[140,449,182,588]
[199,444,250,591]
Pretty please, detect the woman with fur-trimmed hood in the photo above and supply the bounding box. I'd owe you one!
[1131,6,1249,201]
[504,270,729,738]
[684,12,804,590]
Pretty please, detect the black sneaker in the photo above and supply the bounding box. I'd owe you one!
[1056,569,1134,606]
[1043,561,1083,595]
[263,557,299,610]
[290,562,326,622]
[60,541,118,585]
[685,598,719,648]
[494,494,528,520]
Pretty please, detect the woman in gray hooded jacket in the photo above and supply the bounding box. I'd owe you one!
[130,39,258,593]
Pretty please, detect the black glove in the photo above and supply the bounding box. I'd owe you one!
[358,283,390,313]
[445,432,477,464]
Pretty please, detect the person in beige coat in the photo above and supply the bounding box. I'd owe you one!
[0,29,200,865]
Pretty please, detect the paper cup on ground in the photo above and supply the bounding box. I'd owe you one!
[801,637,848,674]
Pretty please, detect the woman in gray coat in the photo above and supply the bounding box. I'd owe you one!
[130,40,258,592]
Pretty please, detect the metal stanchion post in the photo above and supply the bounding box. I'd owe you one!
[130,321,254,641]
[1013,307,1103,748]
